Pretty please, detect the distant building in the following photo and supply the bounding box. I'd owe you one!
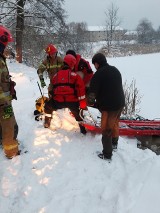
[123,31,138,41]
[84,26,128,42]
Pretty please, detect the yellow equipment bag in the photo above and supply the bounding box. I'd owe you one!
[34,96,49,120]
[35,96,49,113]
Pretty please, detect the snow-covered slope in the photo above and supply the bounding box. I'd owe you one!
[0,54,160,213]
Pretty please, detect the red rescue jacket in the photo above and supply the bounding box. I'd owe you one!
[74,54,93,86]
[52,68,86,103]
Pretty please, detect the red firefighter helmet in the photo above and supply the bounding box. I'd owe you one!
[0,25,13,46]
[64,54,77,69]
[45,44,58,55]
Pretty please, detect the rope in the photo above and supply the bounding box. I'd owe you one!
[79,108,98,127]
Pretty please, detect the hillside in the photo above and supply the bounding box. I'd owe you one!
[0,53,160,213]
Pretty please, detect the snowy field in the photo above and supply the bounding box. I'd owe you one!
[0,53,160,213]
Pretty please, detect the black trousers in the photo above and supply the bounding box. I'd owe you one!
[44,99,83,122]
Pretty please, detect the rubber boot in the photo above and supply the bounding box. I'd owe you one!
[112,137,119,150]
[101,135,112,159]
[79,124,87,135]
[44,116,52,128]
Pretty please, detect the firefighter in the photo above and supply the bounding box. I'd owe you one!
[44,54,87,134]
[0,25,19,159]
[37,44,63,96]
[66,50,93,94]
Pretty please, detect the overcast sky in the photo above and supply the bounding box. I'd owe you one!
[64,0,160,30]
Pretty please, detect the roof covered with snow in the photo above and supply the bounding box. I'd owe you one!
[88,25,124,31]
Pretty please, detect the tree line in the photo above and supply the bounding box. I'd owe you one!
[0,1,160,65]
[1,1,148,116]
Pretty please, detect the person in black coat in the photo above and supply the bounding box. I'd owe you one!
[88,53,125,160]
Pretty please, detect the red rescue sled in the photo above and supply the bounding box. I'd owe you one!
[81,115,160,136]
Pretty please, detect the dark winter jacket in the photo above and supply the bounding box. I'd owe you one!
[88,63,125,111]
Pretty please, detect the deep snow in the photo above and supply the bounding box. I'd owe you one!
[0,53,160,213]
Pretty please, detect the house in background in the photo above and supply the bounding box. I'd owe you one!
[123,30,138,41]
[83,26,137,43]
[84,26,128,42]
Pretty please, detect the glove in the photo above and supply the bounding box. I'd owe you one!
[87,93,96,106]
[2,105,13,119]
[40,78,46,88]
[34,110,42,121]
[79,99,87,110]
[10,80,17,100]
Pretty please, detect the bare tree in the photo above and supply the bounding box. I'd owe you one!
[57,22,88,54]
[0,0,66,63]
[157,26,160,32]
[16,0,25,63]
[104,2,121,54]
[156,26,160,43]
[123,79,142,116]
[136,18,155,44]
[67,22,88,53]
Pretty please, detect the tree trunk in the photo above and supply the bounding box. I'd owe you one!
[16,0,25,63]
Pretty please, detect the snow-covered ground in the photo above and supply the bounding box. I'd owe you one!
[0,53,160,213]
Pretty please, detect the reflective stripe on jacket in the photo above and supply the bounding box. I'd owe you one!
[37,56,63,80]
[3,143,18,151]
